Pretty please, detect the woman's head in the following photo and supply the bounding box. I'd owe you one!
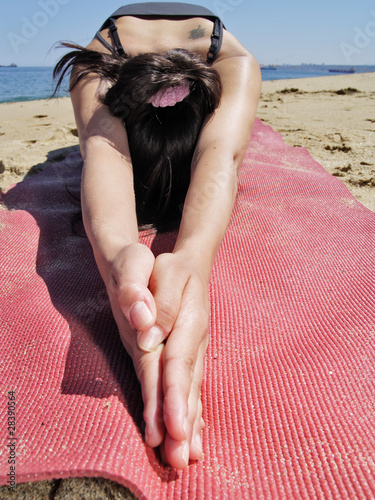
[103,49,221,230]
[54,46,222,231]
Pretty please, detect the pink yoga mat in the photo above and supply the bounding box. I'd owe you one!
[1,119,374,498]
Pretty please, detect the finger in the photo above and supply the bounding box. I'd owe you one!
[138,254,187,351]
[187,384,204,461]
[162,301,208,442]
[133,344,166,448]
[189,396,203,460]
[181,345,205,462]
[162,342,206,468]
[189,412,203,461]
[137,325,165,353]
[111,243,157,331]
[109,295,165,446]
[163,433,190,470]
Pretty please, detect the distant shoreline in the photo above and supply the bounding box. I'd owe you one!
[1,64,375,105]
[259,64,375,72]
[2,64,375,69]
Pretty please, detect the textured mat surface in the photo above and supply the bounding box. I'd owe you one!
[1,118,374,499]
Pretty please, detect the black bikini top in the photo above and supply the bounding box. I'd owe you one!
[95,2,225,64]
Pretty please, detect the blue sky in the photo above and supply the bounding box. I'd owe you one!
[1,0,374,66]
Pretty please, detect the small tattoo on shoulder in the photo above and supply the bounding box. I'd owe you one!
[189,24,206,40]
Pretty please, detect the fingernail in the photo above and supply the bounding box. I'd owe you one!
[182,441,189,467]
[138,326,164,352]
[201,417,205,429]
[130,301,153,330]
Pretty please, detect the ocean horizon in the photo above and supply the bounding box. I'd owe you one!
[1,64,375,104]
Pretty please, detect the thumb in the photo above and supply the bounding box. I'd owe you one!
[110,243,156,332]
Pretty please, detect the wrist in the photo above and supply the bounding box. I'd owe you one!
[92,239,140,286]
[172,243,214,284]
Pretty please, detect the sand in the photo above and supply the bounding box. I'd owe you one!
[0,97,78,191]
[1,72,374,212]
[259,72,375,211]
[0,72,374,499]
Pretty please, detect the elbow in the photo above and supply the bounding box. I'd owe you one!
[80,135,119,163]
[225,156,239,202]
[245,52,262,95]
[233,146,247,170]
[231,138,250,173]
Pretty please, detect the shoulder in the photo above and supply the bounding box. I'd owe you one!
[212,31,261,95]
[213,29,260,81]
[217,29,254,60]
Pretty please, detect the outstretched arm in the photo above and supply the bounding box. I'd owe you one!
[147,52,262,467]
[70,74,168,446]
[71,73,159,332]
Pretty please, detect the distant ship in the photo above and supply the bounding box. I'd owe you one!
[261,65,277,70]
[329,68,355,74]
[0,63,17,68]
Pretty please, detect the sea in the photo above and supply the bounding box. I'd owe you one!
[1,64,375,104]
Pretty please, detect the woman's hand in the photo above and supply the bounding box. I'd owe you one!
[148,251,209,468]
[107,243,166,447]
[106,244,210,468]
[110,243,157,333]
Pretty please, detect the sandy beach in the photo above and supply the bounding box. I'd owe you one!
[1,72,374,212]
[259,72,375,212]
[1,71,374,499]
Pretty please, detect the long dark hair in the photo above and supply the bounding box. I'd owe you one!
[53,43,222,231]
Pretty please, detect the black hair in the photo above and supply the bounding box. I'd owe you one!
[53,43,222,231]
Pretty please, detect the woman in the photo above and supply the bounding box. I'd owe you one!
[54,2,261,469]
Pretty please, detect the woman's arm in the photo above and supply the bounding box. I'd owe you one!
[70,72,171,449]
[146,52,261,348]
[141,51,261,343]
[70,74,138,270]
[71,73,162,330]
[145,51,261,468]
[176,52,262,269]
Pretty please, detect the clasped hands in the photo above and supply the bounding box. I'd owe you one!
[106,243,209,469]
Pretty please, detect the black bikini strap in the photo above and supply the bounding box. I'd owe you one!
[108,17,126,57]
[97,13,223,62]
[95,31,117,55]
[207,18,223,63]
